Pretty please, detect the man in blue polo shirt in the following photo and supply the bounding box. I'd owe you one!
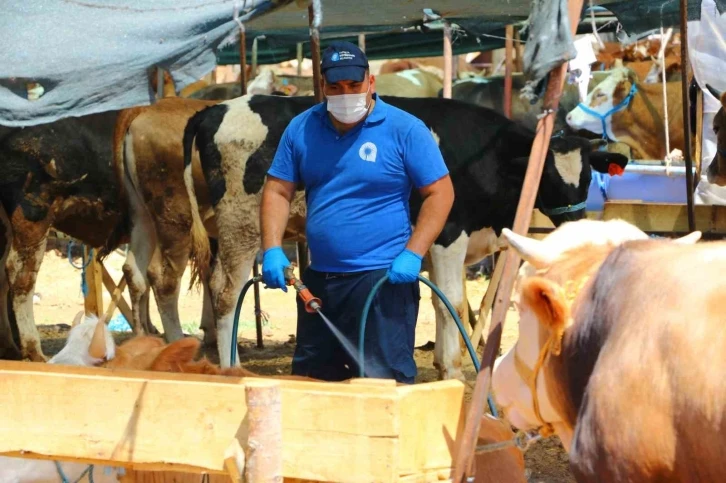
[260,41,454,383]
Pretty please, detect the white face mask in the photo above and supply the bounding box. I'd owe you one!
[326,81,371,124]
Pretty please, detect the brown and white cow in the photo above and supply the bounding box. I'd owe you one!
[113,97,221,344]
[491,219,720,481]
[566,66,685,160]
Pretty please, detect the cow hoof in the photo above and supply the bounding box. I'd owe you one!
[438,367,466,383]
[0,345,23,361]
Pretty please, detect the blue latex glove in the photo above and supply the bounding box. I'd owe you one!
[388,249,423,284]
[261,246,289,292]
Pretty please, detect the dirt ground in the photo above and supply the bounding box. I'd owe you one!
[35,249,573,482]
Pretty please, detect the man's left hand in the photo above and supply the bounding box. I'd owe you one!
[388,249,423,283]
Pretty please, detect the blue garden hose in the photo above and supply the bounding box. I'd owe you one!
[231,271,499,417]
[358,274,499,417]
[230,274,262,366]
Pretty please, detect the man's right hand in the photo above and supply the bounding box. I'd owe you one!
[262,246,290,292]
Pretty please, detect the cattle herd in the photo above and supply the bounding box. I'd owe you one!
[6,42,726,481]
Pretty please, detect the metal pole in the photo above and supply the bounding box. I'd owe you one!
[296,42,303,76]
[156,68,164,100]
[451,0,585,480]
[504,24,514,119]
[680,0,696,232]
[251,36,259,80]
[252,261,264,349]
[443,21,453,98]
[308,4,323,103]
[239,29,247,95]
[358,33,366,52]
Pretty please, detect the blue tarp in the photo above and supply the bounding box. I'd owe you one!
[0,0,288,127]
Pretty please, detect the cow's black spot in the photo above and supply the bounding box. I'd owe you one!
[192,104,229,207]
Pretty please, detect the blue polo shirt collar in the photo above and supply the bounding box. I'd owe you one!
[312,93,387,127]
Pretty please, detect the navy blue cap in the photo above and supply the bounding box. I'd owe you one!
[321,40,369,83]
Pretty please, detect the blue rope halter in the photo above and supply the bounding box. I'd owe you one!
[575,83,638,140]
[538,200,587,216]
[54,461,95,483]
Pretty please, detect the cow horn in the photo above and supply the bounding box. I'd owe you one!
[673,231,702,244]
[501,229,557,269]
[706,84,722,101]
[88,315,108,361]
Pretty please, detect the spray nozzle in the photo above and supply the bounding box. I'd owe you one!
[284,266,322,313]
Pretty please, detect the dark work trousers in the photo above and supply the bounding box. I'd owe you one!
[291,267,420,384]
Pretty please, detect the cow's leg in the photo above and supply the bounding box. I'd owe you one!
[147,244,186,342]
[5,211,50,362]
[122,222,155,336]
[0,208,21,360]
[200,275,217,346]
[429,232,470,382]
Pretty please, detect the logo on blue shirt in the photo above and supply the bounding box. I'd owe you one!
[359,142,377,162]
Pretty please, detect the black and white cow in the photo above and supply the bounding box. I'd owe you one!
[182,94,628,380]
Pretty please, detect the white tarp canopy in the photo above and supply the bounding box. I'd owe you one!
[0,0,290,127]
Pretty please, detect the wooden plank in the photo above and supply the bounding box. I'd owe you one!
[2,361,459,482]
[397,380,466,477]
[102,264,134,324]
[84,247,104,318]
[602,202,726,234]
[103,270,128,323]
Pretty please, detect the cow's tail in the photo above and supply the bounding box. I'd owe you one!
[99,107,143,261]
[183,109,211,289]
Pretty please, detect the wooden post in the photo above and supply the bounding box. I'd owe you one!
[244,380,283,483]
[251,36,259,81]
[83,247,103,319]
[101,265,134,326]
[443,21,453,99]
[470,253,506,349]
[680,0,696,232]
[296,42,303,75]
[252,261,263,349]
[239,29,247,95]
[504,25,514,119]
[358,34,366,52]
[451,0,585,479]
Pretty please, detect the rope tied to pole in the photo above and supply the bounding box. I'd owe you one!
[67,240,93,297]
[54,461,95,483]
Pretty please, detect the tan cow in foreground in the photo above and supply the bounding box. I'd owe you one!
[490,219,726,481]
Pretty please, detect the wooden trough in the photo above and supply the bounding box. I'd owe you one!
[0,360,470,482]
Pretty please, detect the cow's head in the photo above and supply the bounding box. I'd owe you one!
[706,84,726,186]
[565,67,637,141]
[48,312,115,366]
[536,136,629,226]
[491,219,701,448]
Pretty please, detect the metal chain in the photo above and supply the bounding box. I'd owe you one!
[475,430,544,455]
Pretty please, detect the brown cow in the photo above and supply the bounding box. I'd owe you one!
[492,219,716,481]
[566,66,685,160]
[113,97,220,344]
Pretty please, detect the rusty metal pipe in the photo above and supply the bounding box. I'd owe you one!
[451,1,585,480]
[308,4,323,103]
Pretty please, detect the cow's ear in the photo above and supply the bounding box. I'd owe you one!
[149,338,201,372]
[88,316,108,360]
[589,151,629,176]
[521,277,569,331]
